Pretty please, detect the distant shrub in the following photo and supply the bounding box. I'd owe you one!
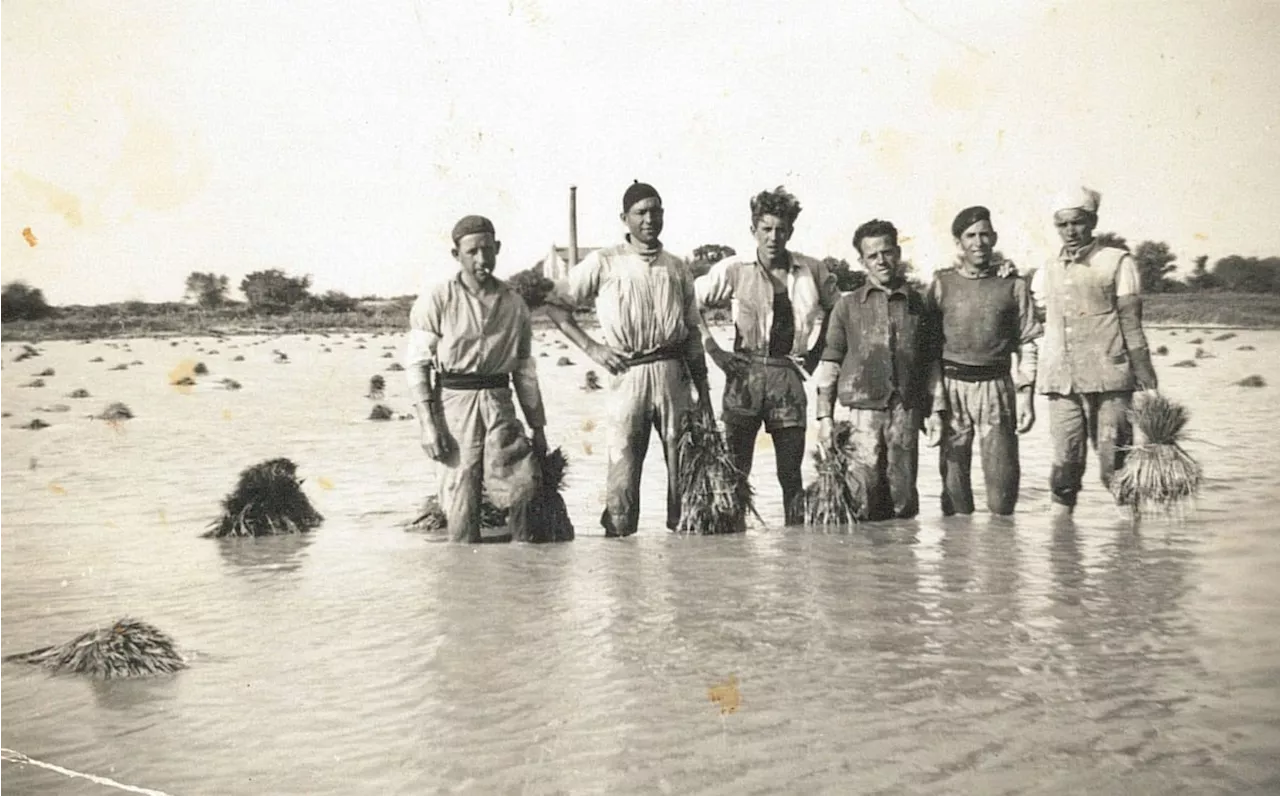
[2,282,54,322]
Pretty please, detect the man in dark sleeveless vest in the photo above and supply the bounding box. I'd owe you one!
[405,215,548,543]
[926,206,1042,515]
[693,186,838,526]
[1029,188,1159,518]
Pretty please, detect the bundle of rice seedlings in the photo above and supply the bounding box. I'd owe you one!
[556,356,573,367]
[1172,360,1196,368]
[407,493,507,532]
[233,355,246,361]
[172,375,196,386]
[109,363,128,371]
[507,268,556,310]
[219,378,242,390]
[15,344,40,362]
[1194,347,1214,359]
[386,363,405,372]
[582,370,602,391]
[1235,374,1265,388]
[1153,345,1169,356]
[96,402,133,421]
[1237,345,1256,351]
[1188,337,1204,345]
[129,360,144,366]
[20,418,50,430]
[381,352,394,359]
[35,368,55,376]
[193,362,210,375]
[674,412,753,535]
[368,375,386,399]
[3,618,186,679]
[89,356,104,363]
[1111,393,1202,517]
[369,404,394,421]
[20,379,45,388]
[205,458,324,538]
[522,447,575,543]
[799,420,871,527]
[1213,332,1236,342]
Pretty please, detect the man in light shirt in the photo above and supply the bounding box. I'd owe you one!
[404,215,548,543]
[544,182,712,537]
[1029,187,1159,517]
[694,186,837,526]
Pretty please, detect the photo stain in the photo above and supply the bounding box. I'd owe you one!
[222,409,233,421]
[168,360,199,393]
[22,227,38,247]
[49,483,66,495]
[318,476,335,490]
[708,674,741,715]
[581,418,596,432]
[582,441,593,455]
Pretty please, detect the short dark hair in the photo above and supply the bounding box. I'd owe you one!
[853,219,899,255]
[750,186,802,228]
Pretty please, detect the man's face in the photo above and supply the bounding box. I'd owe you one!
[453,232,500,283]
[956,219,997,268]
[858,235,902,287]
[622,197,664,245]
[752,213,793,264]
[1054,209,1096,249]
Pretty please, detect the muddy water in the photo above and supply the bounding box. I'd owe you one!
[2,328,1278,794]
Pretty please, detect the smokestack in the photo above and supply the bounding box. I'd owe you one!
[568,185,578,275]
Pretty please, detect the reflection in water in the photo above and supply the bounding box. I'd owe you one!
[215,533,315,577]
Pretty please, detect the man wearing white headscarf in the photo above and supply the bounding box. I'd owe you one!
[1029,187,1158,517]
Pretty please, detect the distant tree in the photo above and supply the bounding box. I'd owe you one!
[1,281,54,322]
[1094,232,1130,252]
[1131,241,1179,293]
[822,257,866,292]
[1185,255,1219,291]
[240,269,312,313]
[688,244,736,279]
[184,272,230,307]
[303,290,359,313]
[1211,255,1280,293]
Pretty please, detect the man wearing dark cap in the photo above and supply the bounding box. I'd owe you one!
[404,214,550,543]
[694,186,838,526]
[924,206,1041,516]
[1030,187,1158,518]
[545,182,712,537]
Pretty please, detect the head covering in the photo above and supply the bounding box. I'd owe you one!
[1051,186,1101,216]
[951,205,991,239]
[451,215,495,245]
[622,181,661,213]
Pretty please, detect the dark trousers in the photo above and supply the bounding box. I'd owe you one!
[1047,391,1132,507]
[848,399,920,521]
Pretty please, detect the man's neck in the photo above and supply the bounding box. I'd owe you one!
[959,258,994,278]
[758,249,791,271]
[1063,237,1095,259]
[626,234,662,255]
[459,271,498,296]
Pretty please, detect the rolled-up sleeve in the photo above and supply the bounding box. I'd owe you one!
[1115,253,1141,297]
[404,291,442,404]
[544,252,603,311]
[694,259,735,309]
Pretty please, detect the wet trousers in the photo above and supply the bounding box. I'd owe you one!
[847,398,921,521]
[939,375,1020,515]
[602,360,693,537]
[1047,390,1132,507]
[436,386,538,543]
[722,361,808,525]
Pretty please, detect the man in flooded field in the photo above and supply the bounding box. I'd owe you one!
[1030,187,1158,518]
[694,186,838,526]
[925,206,1042,516]
[544,181,712,537]
[814,219,943,521]
[405,215,549,543]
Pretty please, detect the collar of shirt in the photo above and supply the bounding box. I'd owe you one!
[1059,239,1099,265]
[624,234,664,262]
[855,280,911,302]
[755,250,802,273]
[453,271,510,301]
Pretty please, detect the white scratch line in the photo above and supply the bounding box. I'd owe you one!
[1,748,177,796]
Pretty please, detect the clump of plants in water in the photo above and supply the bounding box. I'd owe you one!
[96,402,133,421]
[368,375,386,399]
[556,356,573,367]
[369,404,394,421]
[582,370,602,391]
[1153,345,1168,356]
[35,368,54,377]
[674,413,753,535]
[205,458,324,538]
[799,420,871,527]
[1171,360,1196,368]
[1213,332,1236,342]
[1235,375,1265,387]
[14,344,40,362]
[193,362,209,375]
[3,618,186,679]
[1111,393,1202,518]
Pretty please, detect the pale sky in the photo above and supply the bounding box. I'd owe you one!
[3,0,1278,305]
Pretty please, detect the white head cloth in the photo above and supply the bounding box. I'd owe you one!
[1051,186,1101,215]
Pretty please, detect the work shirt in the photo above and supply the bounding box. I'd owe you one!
[695,252,837,359]
[818,281,936,413]
[404,273,545,427]
[547,239,706,370]
[926,264,1042,388]
[1029,241,1142,395]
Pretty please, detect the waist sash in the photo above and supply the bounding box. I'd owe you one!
[942,359,1009,382]
[626,342,685,367]
[439,372,511,390]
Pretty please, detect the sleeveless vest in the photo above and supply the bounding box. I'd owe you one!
[1037,245,1135,395]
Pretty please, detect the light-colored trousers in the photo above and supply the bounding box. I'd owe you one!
[436,386,538,543]
[602,360,693,537]
[1046,390,1133,508]
[939,375,1020,516]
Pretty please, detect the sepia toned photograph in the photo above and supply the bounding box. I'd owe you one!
[3,1,1278,793]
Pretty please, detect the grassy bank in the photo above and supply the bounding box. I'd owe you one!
[2,292,1277,342]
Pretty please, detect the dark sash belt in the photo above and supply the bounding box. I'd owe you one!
[942,359,1010,382]
[439,372,510,390]
[626,343,686,367]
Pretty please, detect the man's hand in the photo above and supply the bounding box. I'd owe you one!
[419,415,452,461]
[695,382,715,419]
[817,417,834,447]
[1130,347,1159,392]
[923,410,946,448]
[1016,389,1036,434]
[587,340,630,375]
[709,348,751,378]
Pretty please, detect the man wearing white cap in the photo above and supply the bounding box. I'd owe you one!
[1030,188,1158,517]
